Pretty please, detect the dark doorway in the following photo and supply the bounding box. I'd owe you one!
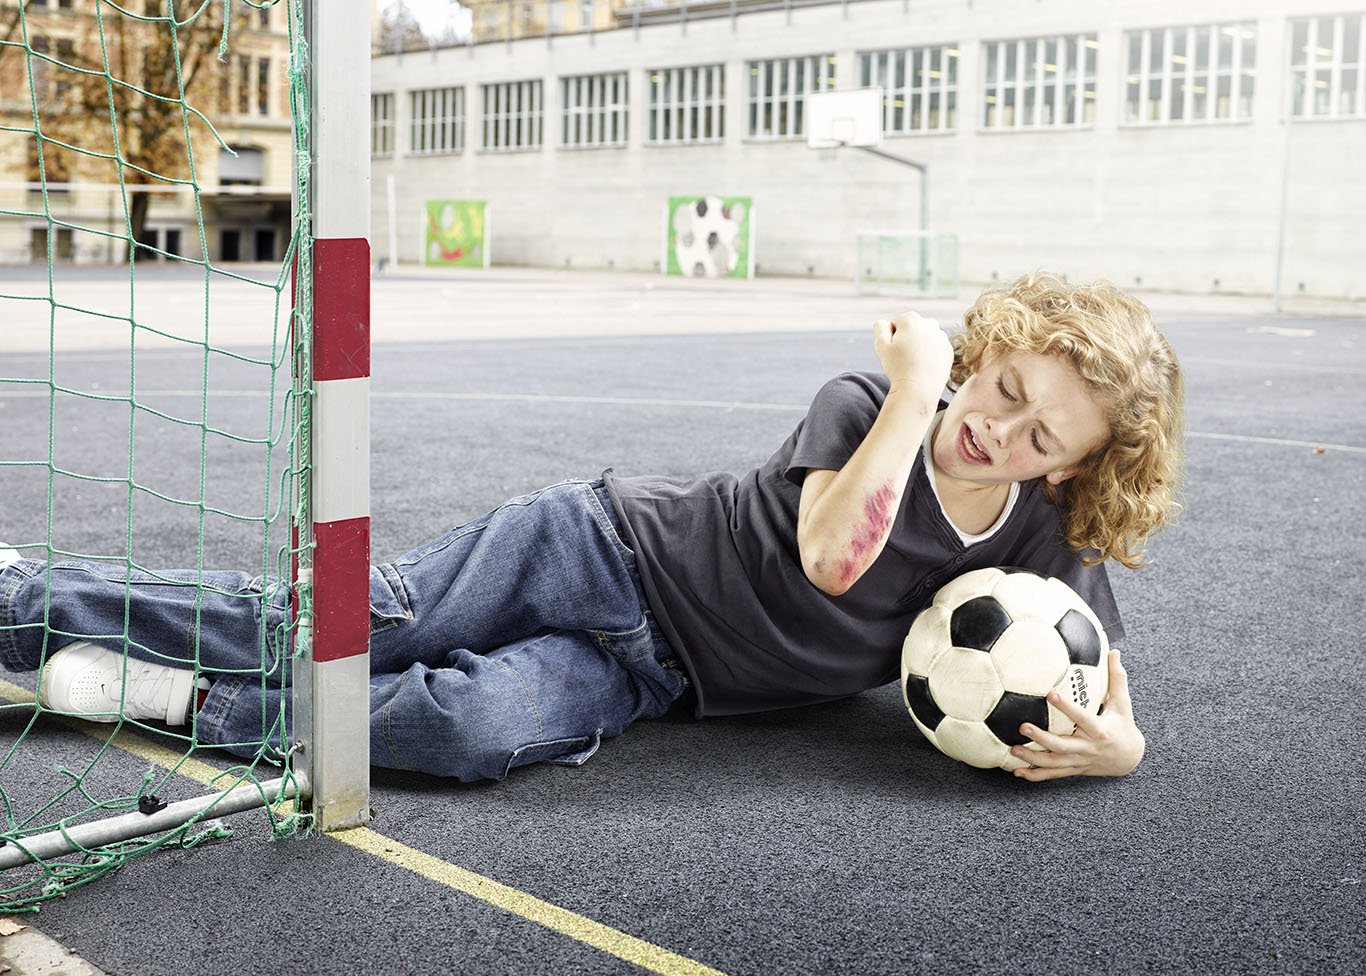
[220,228,241,262]
[254,228,275,262]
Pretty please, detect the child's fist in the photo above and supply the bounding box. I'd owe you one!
[873,312,953,401]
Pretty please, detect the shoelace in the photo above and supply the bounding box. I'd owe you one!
[114,661,172,717]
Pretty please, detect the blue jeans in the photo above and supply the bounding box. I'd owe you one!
[0,480,688,781]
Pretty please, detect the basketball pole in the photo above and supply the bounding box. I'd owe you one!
[846,142,930,289]
[846,142,929,233]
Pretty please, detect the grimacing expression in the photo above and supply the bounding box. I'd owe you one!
[932,351,1111,489]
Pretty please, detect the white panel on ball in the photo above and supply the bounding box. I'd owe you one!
[926,647,1003,722]
[990,621,1070,696]
[935,718,1010,770]
[901,603,950,677]
[932,567,1005,612]
[1056,664,1109,722]
[988,572,1059,622]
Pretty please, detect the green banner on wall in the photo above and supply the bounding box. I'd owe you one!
[424,200,488,267]
[665,196,754,278]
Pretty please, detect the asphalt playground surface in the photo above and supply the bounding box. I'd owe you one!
[0,265,1362,975]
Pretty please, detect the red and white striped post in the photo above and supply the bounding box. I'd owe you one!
[296,0,371,831]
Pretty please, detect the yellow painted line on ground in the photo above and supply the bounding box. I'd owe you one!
[332,827,726,976]
[0,678,227,788]
[0,678,727,976]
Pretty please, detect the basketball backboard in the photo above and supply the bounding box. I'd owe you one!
[806,87,884,149]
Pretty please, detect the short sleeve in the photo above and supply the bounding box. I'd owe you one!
[782,372,889,487]
[1016,537,1126,645]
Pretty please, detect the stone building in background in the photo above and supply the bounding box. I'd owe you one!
[0,0,292,264]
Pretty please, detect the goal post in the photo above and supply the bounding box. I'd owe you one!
[294,0,373,833]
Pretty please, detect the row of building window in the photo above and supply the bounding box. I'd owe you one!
[25,36,276,118]
[372,14,1366,156]
[26,0,275,27]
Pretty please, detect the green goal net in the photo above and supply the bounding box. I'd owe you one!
[855,230,959,300]
[0,0,317,911]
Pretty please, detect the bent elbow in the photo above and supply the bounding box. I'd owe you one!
[800,548,853,597]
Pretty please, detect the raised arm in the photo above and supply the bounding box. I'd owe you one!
[797,313,952,595]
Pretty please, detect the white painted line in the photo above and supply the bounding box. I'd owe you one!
[1186,431,1366,454]
[376,391,810,412]
[1179,356,1366,376]
[3,389,1363,454]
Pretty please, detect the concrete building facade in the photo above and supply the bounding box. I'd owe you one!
[370,0,1365,302]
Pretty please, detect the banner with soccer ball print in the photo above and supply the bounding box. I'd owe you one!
[665,196,754,279]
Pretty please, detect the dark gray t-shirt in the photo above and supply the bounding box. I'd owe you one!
[605,371,1123,718]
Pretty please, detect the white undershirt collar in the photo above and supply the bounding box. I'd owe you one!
[922,410,1020,546]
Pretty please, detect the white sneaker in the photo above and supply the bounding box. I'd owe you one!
[0,546,19,570]
[39,641,197,725]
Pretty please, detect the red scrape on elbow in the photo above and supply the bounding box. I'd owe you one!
[835,483,896,590]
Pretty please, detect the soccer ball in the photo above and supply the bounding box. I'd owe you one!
[900,567,1110,771]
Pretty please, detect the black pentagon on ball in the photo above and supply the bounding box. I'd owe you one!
[904,674,945,731]
[1055,608,1103,667]
[950,596,1013,652]
[999,566,1045,578]
[984,691,1050,746]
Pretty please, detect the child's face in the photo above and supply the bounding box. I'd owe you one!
[933,350,1110,488]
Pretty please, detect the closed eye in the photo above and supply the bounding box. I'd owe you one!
[999,377,1046,453]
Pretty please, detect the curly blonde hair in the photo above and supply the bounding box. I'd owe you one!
[950,272,1185,569]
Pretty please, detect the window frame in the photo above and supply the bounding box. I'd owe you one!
[408,86,465,156]
[859,44,960,135]
[1121,22,1256,126]
[981,33,1098,131]
[371,92,395,157]
[480,80,544,152]
[1290,12,1366,119]
[646,63,726,146]
[746,54,836,140]
[560,71,629,149]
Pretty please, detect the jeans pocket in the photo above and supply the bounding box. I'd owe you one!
[505,730,603,776]
[585,482,635,563]
[369,564,412,633]
[590,616,653,665]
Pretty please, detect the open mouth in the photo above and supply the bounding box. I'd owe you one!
[957,424,992,465]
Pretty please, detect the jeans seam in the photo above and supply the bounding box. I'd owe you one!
[391,519,489,570]
[0,561,47,671]
[196,674,246,742]
[391,484,562,570]
[0,564,26,670]
[379,669,416,772]
[491,657,543,740]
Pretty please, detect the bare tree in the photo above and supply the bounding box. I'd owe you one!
[377,1,436,53]
[26,1,229,260]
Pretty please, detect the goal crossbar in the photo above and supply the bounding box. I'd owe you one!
[0,777,299,872]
